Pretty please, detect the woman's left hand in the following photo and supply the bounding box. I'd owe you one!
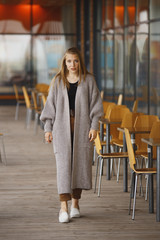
[88,129,97,142]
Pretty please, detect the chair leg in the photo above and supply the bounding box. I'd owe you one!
[117,158,121,183]
[25,108,29,128]
[145,175,149,201]
[145,158,149,201]
[92,146,96,165]
[110,158,113,176]
[110,145,115,176]
[15,102,20,120]
[94,156,100,193]
[132,174,138,220]
[129,172,134,215]
[0,135,7,165]
[116,147,122,183]
[34,112,39,135]
[26,108,32,129]
[139,175,144,197]
[98,157,104,197]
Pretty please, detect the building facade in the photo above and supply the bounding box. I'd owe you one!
[0,0,160,117]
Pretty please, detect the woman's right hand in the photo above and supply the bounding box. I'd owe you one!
[45,132,53,143]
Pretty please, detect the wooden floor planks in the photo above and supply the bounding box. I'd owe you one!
[0,106,160,240]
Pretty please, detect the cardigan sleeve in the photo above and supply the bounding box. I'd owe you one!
[89,76,104,130]
[40,82,57,133]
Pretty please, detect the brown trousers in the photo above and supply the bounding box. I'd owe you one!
[59,189,82,201]
[59,114,82,202]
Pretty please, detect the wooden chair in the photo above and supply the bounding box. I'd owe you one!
[141,120,160,160]
[35,83,49,94]
[124,128,156,220]
[111,112,144,182]
[134,115,159,155]
[102,101,115,116]
[140,120,160,200]
[94,132,128,197]
[42,94,47,106]
[13,84,25,120]
[109,105,130,141]
[117,94,123,105]
[100,90,104,100]
[132,99,139,113]
[22,86,34,129]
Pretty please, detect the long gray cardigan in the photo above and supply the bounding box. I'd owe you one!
[40,74,103,194]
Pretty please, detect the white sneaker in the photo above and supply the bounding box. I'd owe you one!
[59,211,69,223]
[70,206,80,218]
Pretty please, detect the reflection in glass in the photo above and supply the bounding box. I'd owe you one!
[0,4,31,33]
[136,23,149,114]
[126,0,135,25]
[105,34,114,101]
[115,33,123,99]
[102,0,114,31]
[150,0,160,19]
[32,0,76,34]
[101,35,105,90]
[115,0,124,27]
[150,22,160,116]
[33,35,76,85]
[0,35,31,93]
[137,0,148,22]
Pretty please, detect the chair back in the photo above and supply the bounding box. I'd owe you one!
[103,101,115,116]
[94,132,102,155]
[13,84,19,101]
[109,105,130,140]
[124,128,136,171]
[109,105,130,122]
[22,86,31,108]
[100,90,104,100]
[119,112,143,141]
[35,83,49,93]
[134,114,159,128]
[42,94,47,106]
[150,120,160,138]
[117,94,123,105]
[150,120,160,159]
[31,91,38,110]
[132,99,139,113]
[134,114,159,152]
[104,103,116,119]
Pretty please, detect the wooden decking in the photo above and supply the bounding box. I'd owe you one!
[0,106,160,240]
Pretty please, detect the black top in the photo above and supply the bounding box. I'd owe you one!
[67,81,78,112]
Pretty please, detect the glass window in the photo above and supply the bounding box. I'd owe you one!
[115,0,124,27]
[102,0,114,31]
[0,1,31,33]
[115,31,124,101]
[136,23,149,114]
[150,0,160,20]
[105,34,114,101]
[32,35,76,85]
[150,22,160,116]
[125,26,136,110]
[101,35,105,91]
[0,35,31,93]
[32,0,76,34]
[137,0,149,22]
[126,0,135,25]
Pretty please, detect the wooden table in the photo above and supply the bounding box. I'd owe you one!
[118,127,151,193]
[99,117,121,180]
[141,137,160,222]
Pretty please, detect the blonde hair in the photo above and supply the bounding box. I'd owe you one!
[51,47,89,89]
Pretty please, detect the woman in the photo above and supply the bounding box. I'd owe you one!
[40,47,103,223]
